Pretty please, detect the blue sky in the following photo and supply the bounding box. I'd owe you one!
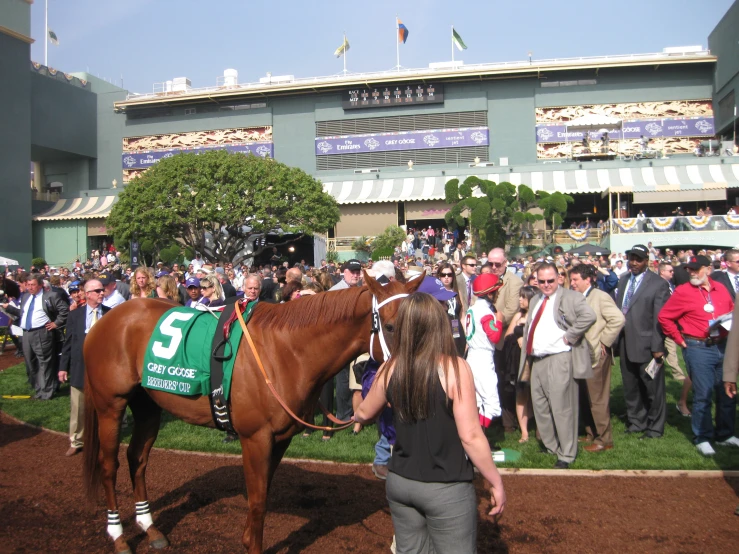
[30,0,734,94]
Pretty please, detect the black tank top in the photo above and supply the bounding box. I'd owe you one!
[387,373,474,483]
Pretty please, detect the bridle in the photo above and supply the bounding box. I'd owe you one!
[234,288,409,432]
[369,293,408,362]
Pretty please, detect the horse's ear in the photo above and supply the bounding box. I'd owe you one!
[404,274,424,293]
[363,270,382,295]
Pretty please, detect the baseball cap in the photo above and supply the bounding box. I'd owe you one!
[68,280,82,291]
[684,255,711,270]
[417,276,456,301]
[341,259,362,272]
[155,270,169,278]
[185,277,201,288]
[214,266,225,275]
[625,244,649,259]
[98,272,115,285]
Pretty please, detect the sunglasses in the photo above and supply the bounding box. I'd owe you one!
[539,279,556,285]
[86,288,105,294]
[201,286,213,290]
[490,262,505,268]
[464,263,477,267]
[439,272,454,277]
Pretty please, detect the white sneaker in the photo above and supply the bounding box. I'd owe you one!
[696,442,716,456]
[716,436,739,447]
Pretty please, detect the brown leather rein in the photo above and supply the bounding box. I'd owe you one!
[234,300,355,432]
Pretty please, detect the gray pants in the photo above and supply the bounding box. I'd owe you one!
[22,327,57,400]
[386,472,477,554]
[530,352,578,463]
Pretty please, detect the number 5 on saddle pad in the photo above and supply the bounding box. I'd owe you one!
[142,306,244,397]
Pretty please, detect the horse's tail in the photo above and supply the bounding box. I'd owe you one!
[82,384,101,504]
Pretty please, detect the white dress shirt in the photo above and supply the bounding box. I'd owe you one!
[85,304,102,332]
[528,290,570,356]
[22,291,50,329]
[103,290,126,308]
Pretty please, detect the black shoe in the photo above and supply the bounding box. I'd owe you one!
[638,433,661,440]
[222,433,238,443]
[624,428,645,435]
[14,351,23,358]
[553,460,570,469]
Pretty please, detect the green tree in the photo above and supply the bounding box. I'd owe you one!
[351,236,374,257]
[108,151,341,265]
[372,225,407,252]
[538,191,575,240]
[444,177,543,253]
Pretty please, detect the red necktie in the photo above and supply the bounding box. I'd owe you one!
[526,295,549,356]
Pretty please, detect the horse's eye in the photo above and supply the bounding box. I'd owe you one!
[384,323,395,333]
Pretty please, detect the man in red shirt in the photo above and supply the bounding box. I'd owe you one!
[658,255,739,456]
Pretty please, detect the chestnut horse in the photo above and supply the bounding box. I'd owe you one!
[82,275,420,553]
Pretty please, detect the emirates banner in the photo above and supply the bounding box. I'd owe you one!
[535,117,715,143]
[315,127,489,155]
[122,143,273,169]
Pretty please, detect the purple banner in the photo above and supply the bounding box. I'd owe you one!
[122,143,273,169]
[536,117,714,143]
[315,127,489,156]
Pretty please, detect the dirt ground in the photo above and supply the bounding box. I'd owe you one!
[1,346,738,553]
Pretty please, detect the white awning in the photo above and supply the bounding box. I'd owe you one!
[33,196,117,221]
[322,163,739,204]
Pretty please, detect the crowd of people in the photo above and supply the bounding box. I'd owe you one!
[4,236,739,547]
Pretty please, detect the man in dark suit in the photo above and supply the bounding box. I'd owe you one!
[58,279,109,456]
[711,249,739,301]
[217,271,238,299]
[2,273,68,400]
[259,268,277,302]
[114,270,131,300]
[616,244,670,439]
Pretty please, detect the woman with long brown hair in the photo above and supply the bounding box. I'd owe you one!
[355,292,505,553]
[130,267,157,299]
[436,261,466,356]
[503,285,538,442]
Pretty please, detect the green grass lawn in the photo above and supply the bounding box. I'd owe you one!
[1,360,738,470]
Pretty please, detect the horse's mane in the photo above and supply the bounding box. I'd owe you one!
[252,286,365,331]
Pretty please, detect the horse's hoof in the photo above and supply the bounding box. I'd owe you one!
[147,527,170,550]
[150,537,169,549]
[113,536,132,554]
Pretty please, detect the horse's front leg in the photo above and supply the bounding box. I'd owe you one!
[240,430,276,553]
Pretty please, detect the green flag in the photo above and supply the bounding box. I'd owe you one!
[452,27,467,51]
[48,29,59,46]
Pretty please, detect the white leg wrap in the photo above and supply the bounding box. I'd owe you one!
[106,510,123,540]
[136,513,153,532]
[135,501,153,532]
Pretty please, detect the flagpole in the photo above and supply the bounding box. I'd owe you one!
[451,25,454,65]
[343,32,347,75]
[45,0,48,66]
[395,16,400,71]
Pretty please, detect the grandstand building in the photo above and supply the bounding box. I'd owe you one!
[2,0,739,266]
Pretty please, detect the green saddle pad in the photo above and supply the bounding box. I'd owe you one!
[142,305,247,398]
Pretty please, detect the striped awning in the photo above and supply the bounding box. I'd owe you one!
[322,163,739,204]
[33,196,117,221]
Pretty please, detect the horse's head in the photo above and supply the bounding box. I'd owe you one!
[363,270,423,363]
